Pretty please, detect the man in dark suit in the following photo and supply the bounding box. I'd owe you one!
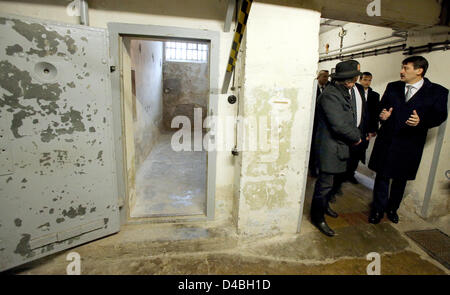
[309,70,330,177]
[360,72,381,139]
[310,61,362,237]
[368,56,448,224]
[342,71,380,185]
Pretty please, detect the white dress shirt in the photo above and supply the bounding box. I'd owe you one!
[405,78,424,101]
[350,85,363,127]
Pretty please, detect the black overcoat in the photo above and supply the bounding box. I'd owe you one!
[366,87,381,133]
[368,78,448,180]
[314,82,361,174]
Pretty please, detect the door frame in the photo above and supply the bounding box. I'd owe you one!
[107,23,220,224]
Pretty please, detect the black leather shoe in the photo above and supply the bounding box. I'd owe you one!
[325,205,339,218]
[313,220,335,237]
[347,175,359,184]
[368,211,382,224]
[387,210,399,223]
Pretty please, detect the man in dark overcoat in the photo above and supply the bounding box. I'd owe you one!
[328,63,371,201]
[310,60,362,237]
[368,56,448,224]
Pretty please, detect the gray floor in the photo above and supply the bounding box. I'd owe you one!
[131,133,206,217]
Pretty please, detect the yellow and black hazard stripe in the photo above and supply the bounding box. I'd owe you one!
[227,0,253,73]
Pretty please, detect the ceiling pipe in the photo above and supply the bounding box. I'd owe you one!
[320,38,407,60]
[320,32,407,56]
[80,0,89,26]
[320,44,407,63]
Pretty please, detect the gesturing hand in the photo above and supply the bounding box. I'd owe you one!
[379,107,393,121]
[353,139,362,146]
[406,110,420,127]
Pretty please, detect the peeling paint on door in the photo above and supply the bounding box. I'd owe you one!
[0,14,120,272]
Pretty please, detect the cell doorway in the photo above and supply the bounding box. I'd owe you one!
[120,36,211,219]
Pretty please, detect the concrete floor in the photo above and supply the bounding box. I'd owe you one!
[131,133,206,218]
[9,172,449,275]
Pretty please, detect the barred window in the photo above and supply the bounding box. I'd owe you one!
[165,41,208,63]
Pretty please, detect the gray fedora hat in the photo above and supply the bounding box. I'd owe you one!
[330,60,362,79]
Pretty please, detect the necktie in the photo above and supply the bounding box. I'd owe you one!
[350,87,357,121]
[405,85,414,102]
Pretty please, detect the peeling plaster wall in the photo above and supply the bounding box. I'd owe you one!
[129,39,163,171]
[319,23,450,220]
[162,60,209,130]
[235,3,320,235]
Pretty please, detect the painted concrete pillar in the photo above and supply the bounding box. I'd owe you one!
[234,3,321,235]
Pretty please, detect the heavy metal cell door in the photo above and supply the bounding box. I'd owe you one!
[0,14,120,271]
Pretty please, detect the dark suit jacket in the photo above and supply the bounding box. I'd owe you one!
[314,82,361,173]
[351,83,370,163]
[316,82,329,99]
[311,81,330,144]
[365,87,381,133]
[368,78,448,180]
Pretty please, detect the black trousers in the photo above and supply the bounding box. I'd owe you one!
[310,172,335,222]
[372,174,407,214]
[308,145,318,176]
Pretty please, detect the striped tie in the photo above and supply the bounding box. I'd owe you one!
[405,85,414,102]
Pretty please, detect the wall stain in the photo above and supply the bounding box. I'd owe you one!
[5,44,23,56]
[2,18,78,57]
[242,88,299,211]
[39,152,51,166]
[14,234,34,258]
[0,61,86,142]
[62,204,86,218]
[37,222,50,229]
[14,218,22,227]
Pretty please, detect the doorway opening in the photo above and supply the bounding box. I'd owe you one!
[120,36,210,219]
